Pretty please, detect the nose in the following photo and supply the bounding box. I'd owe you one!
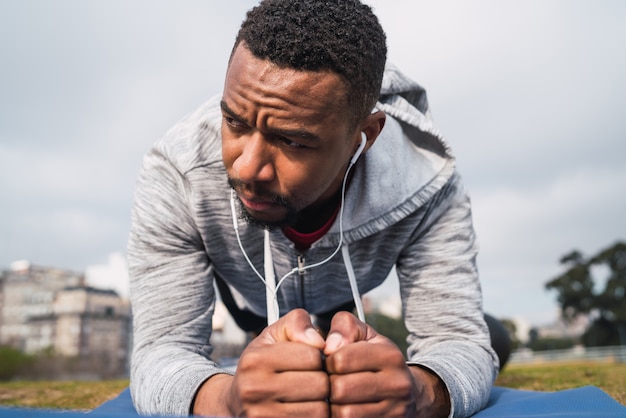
[232,132,276,184]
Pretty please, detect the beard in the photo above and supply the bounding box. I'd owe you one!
[228,177,298,229]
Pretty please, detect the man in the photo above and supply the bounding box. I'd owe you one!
[128,1,498,417]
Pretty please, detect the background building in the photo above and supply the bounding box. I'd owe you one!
[0,261,130,378]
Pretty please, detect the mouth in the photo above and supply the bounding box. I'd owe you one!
[238,194,279,213]
[235,192,294,227]
[228,177,297,226]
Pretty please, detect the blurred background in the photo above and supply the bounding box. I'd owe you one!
[1,1,625,375]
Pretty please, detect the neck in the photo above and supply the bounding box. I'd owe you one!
[291,163,357,233]
[290,191,341,233]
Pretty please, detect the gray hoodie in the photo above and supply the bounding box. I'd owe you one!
[128,63,499,417]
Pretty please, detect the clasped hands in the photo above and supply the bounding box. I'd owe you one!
[194,308,438,417]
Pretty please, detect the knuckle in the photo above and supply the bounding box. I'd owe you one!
[331,311,358,330]
[332,311,353,322]
[237,349,263,371]
[393,376,413,397]
[332,404,358,418]
[329,375,351,401]
[387,348,407,365]
[286,308,309,320]
[237,379,265,403]
[327,350,349,373]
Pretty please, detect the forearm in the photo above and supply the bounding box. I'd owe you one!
[398,173,498,416]
[192,373,235,417]
[409,365,451,418]
[129,254,219,415]
[130,345,224,416]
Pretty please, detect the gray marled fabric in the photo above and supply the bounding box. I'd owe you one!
[128,63,499,417]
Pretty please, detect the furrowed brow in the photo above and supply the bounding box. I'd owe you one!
[220,100,321,144]
[220,100,240,119]
[272,127,321,144]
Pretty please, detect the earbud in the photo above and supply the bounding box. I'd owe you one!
[350,133,367,165]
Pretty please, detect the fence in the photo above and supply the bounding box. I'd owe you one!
[509,345,626,365]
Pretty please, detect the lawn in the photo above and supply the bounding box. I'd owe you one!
[0,361,624,411]
[495,361,626,406]
[0,379,129,411]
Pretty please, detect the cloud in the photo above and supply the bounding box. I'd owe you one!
[85,252,130,298]
[473,164,626,323]
[362,1,626,325]
[0,204,127,271]
[0,0,252,270]
[1,0,625,328]
[474,165,626,261]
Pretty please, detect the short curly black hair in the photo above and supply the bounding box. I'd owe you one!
[232,0,387,130]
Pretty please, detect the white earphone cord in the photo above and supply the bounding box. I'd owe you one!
[230,137,366,325]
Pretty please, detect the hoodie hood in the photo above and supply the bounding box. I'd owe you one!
[326,63,457,242]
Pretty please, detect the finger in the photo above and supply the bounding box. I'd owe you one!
[325,339,405,374]
[238,369,329,403]
[242,401,329,418]
[238,341,324,373]
[274,370,330,402]
[330,400,411,418]
[328,367,413,404]
[257,308,325,349]
[323,311,375,355]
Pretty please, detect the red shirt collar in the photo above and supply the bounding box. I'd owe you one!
[282,206,340,251]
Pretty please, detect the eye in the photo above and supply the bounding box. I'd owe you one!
[223,115,248,130]
[277,136,307,149]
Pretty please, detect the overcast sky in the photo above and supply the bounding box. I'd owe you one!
[1,1,625,327]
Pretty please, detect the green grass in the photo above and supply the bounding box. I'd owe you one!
[496,361,626,405]
[0,379,129,411]
[0,361,624,411]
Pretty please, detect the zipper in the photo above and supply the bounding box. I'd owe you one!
[297,254,306,276]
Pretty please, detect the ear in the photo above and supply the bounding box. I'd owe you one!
[356,110,386,155]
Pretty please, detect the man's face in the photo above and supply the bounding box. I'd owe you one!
[221,44,360,227]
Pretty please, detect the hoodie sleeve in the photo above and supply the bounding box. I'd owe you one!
[396,172,499,418]
[127,143,228,416]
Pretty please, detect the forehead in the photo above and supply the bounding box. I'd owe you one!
[223,45,350,130]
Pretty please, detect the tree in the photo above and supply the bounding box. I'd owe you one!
[526,335,577,351]
[582,316,618,347]
[590,242,626,345]
[545,250,595,320]
[0,346,33,380]
[545,241,626,346]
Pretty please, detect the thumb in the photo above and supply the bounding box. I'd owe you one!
[257,308,325,349]
[324,311,378,355]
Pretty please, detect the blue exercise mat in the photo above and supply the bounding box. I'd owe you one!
[1,385,624,417]
[475,386,626,417]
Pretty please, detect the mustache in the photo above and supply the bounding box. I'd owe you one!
[227,177,293,209]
